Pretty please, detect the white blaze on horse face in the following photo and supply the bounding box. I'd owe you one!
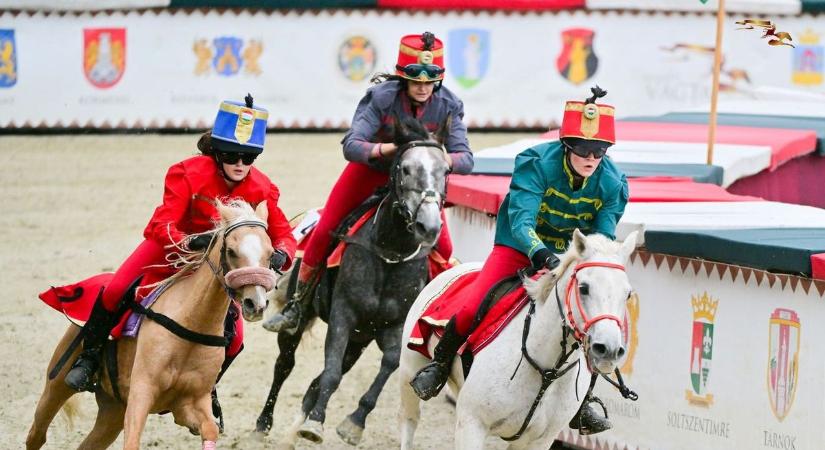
[239,233,264,267]
[581,266,630,375]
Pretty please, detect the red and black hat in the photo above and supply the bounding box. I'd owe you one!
[395,32,445,82]
[560,86,616,145]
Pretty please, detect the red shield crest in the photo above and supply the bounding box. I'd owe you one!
[556,28,598,85]
[83,28,126,89]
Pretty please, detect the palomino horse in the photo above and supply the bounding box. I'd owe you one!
[27,200,278,450]
[399,230,639,450]
[255,117,451,448]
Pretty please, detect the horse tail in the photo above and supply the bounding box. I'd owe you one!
[59,396,82,429]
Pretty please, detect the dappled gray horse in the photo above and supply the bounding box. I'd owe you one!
[256,117,452,447]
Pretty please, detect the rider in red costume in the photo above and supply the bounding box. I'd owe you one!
[62,95,297,393]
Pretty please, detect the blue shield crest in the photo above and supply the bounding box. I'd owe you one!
[0,29,18,88]
[448,29,490,89]
[212,37,243,76]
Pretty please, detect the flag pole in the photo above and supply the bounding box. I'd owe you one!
[707,0,726,165]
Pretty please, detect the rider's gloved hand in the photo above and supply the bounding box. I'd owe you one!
[185,233,213,252]
[530,248,561,271]
[269,249,288,271]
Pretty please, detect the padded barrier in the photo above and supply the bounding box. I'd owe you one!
[377,0,583,9]
[644,228,825,277]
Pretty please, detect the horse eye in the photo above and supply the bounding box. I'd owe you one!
[227,248,237,259]
[402,166,411,176]
[579,284,589,296]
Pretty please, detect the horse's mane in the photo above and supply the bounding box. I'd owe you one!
[523,233,625,303]
[148,199,261,289]
[393,117,431,147]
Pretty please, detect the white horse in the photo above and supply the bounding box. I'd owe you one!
[398,230,638,450]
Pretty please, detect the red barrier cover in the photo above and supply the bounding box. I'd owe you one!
[811,254,825,280]
[377,0,583,9]
[446,175,761,214]
[542,122,817,170]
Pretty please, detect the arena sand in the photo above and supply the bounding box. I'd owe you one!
[0,133,555,450]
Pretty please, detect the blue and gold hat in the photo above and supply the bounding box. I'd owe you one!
[211,94,269,155]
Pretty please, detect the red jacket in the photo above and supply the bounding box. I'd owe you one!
[143,155,297,269]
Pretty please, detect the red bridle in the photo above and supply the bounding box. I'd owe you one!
[564,261,627,342]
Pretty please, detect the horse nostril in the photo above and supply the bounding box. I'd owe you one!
[592,343,608,357]
[243,298,256,312]
[414,222,428,236]
[617,346,626,358]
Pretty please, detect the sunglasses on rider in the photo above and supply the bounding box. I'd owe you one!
[396,63,445,81]
[219,152,257,165]
[563,142,608,159]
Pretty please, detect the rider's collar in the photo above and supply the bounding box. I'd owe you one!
[562,150,589,191]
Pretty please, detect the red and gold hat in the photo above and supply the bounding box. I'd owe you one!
[395,32,445,82]
[560,87,615,144]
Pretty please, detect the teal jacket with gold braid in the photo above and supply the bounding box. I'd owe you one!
[494,141,629,258]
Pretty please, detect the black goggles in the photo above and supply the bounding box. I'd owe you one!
[396,63,444,80]
[218,152,257,165]
[563,142,608,159]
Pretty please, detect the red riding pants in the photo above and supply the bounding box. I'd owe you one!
[101,239,244,357]
[302,162,452,268]
[454,245,530,336]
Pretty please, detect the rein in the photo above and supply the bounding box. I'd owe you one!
[136,219,270,347]
[345,139,446,265]
[502,261,636,441]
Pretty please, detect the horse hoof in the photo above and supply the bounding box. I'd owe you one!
[255,415,272,434]
[336,416,364,446]
[297,418,324,444]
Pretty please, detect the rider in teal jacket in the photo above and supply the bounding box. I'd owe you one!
[411,86,628,436]
[495,139,628,257]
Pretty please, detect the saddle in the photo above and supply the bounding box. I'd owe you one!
[408,270,532,377]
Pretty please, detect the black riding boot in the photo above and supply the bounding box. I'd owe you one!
[569,394,612,435]
[65,297,118,392]
[410,318,465,401]
[263,263,319,335]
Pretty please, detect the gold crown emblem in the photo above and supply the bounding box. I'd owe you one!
[799,29,820,45]
[691,292,718,322]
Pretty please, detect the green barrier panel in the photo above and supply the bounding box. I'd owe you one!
[644,228,825,276]
[626,113,825,156]
[169,0,376,7]
[802,0,825,12]
[615,162,723,185]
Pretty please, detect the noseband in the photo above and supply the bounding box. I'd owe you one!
[389,140,448,232]
[564,262,627,342]
[207,219,276,300]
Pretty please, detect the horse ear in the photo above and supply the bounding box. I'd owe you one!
[255,201,269,223]
[523,270,560,304]
[620,231,639,261]
[572,229,587,256]
[435,114,452,145]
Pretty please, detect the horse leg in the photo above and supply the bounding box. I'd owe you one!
[255,321,305,434]
[26,381,77,450]
[454,410,489,450]
[337,325,402,446]
[76,393,125,450]
[296,319,363,444]
[26,326,81,450]
[279,340,367,448]
[122,381,157,450]
[399,372,422,450]
[196,395,221,449]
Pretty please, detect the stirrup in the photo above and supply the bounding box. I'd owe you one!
[410,362,449,401]
[569,396,612,435]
